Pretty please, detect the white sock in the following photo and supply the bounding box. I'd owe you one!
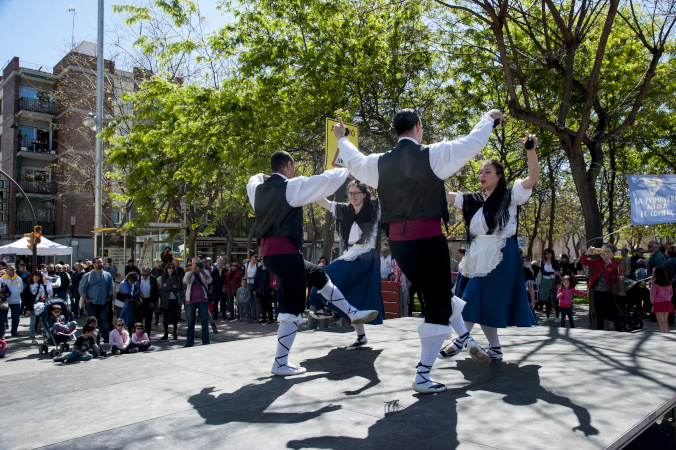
[318,281,357,316]
[415,335,446,385]
[274,322,298,368]
[353,323,366,343]
[480,325,500,348]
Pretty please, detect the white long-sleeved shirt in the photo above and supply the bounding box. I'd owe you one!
[247,168,349,209]
[336,115,495,189]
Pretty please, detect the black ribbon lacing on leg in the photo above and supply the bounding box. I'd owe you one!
[454,332,470,351]
[327,285,356,316]
[274,323,299,369]
[415,363,434,385]
[356,333,366,343]
[489,346,502,358]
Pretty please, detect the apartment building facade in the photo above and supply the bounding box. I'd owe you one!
[0,42,140,260]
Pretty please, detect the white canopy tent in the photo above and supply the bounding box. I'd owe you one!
[0,236,73,266]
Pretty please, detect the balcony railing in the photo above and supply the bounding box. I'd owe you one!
[16,221,55,235]
[18,139,56,154]
[19,97,58,115]
[19,180,56,195]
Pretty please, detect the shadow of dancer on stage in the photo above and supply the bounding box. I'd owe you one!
[455,359,600,437]
[302,347,383,396]
[187,347,383,427]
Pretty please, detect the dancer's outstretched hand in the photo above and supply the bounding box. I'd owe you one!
[519,132,538,151]
[485,109,503,126]
[333,118,346,139]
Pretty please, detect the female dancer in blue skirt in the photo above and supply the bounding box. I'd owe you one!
[439,133,540,361]
[308,180,385,349]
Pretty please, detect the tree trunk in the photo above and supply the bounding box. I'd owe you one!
[246,219,257,254]
[322,211,334,260]
[567,150,604,249]
[306,204,319,260]
[607,143,617,245]
[527,193,544,260]
[547,158,556,250]
[187,227,198,260]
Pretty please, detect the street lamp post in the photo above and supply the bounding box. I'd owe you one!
[180,199,190,261]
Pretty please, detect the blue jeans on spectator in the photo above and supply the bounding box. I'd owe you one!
[85,302,109,341]
[185,301,209,346]
[0,303,21,337]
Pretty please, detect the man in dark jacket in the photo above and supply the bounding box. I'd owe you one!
[125,259,140,276]
[211,258,228,319]
[139,267,159,333]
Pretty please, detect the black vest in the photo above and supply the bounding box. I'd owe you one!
[377,139,449,225]
[254,174,304,249]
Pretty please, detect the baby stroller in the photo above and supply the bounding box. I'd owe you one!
[37,297,77,357]
[615,278,651,332]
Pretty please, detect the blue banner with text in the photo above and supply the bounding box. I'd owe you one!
[628,175,676,225]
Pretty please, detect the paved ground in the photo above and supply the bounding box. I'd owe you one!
[2,305,675,449]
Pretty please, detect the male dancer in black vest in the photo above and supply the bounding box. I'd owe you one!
[247,151,379,376]
[335,108,502,393]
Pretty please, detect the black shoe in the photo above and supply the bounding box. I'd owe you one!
[160,335,169,340]
[211,323,218,334]
[11,332,22,337]
[172,334,178,340]
[183,344,193,348]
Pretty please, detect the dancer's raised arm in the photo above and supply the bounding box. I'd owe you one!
[519,132,540,190]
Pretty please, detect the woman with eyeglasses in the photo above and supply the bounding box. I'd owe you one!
[439,133,540,362]
[160,264,181,340]
[539,248,562,322]
[308,180,385,349]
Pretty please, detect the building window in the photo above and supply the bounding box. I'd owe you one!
[18,126,50,151]
[17,205,52,222]
[19,86,51,102]
[111,207,125,225]
[21,168,51,183]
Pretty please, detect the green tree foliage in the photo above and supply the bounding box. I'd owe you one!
[434,0,676,246]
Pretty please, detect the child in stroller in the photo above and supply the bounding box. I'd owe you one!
[37,298,77,357]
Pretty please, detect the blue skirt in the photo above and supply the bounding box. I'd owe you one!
[455,238,537,328]
[309,248,384,325]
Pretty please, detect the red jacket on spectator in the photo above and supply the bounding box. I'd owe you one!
[226,268,243,296]
[580,253,622,290]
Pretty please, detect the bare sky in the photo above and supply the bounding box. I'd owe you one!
[0,0,231,72]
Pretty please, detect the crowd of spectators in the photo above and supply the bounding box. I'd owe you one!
[1,240,674,359]
[0,249,282,359]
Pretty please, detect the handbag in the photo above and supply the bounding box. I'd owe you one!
[612,275,626,296]
[611,263,626,296]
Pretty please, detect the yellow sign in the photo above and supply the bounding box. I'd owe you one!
[325,118,358,171]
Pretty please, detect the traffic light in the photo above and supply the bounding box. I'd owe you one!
[34,225,42,245]
[25,232,35,251]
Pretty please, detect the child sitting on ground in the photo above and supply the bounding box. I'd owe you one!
[556,276,588,328]
[0,338,8,358]
[54,324,102,363]
[131,323,155,351]
[109,318,139,354]
[46,305,77,335]
[86,316,108,356]
[236,279,251,323]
